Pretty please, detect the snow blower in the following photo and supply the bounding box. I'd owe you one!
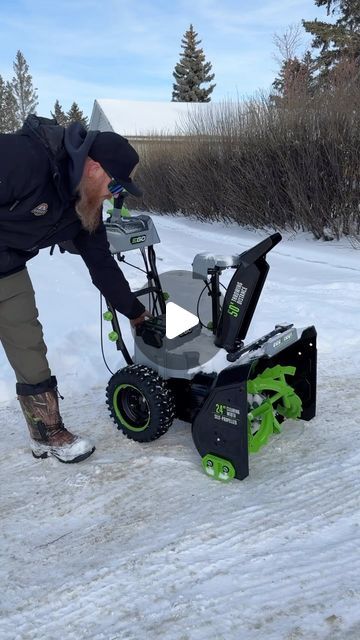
[103,204,317,481]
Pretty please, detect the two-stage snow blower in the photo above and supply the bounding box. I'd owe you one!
[102,204,317,481]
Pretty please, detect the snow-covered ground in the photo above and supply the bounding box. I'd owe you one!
[1,213,360,640]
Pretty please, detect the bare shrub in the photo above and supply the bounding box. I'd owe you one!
[130,80,360,240]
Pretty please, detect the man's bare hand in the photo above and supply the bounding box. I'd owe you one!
[130,310,152,328]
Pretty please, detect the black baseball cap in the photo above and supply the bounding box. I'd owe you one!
[89,132,142,197]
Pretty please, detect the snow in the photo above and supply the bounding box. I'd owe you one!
[1,213,360,640]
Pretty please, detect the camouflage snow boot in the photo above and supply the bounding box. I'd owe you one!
[16,376,95,463]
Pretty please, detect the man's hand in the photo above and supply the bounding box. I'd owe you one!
[130,310,152,328]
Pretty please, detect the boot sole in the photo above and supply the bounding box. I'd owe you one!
[32,446,96,463]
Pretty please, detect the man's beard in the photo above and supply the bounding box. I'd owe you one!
[75,175,104,233]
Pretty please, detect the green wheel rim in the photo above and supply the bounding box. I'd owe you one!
[113,384,150,432]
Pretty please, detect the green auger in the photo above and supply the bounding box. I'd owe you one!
[247,365,302,453]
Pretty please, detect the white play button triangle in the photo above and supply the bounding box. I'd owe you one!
[166,302,199,339]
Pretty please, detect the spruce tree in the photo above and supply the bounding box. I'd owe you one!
[11,50,38,124]
[0,75,6,132]
[303,1,360,85]
[51,99,68,126]
[66,102,89,128]
[172,24,216,102]
[0,75,20,132]
[272,51,316,103]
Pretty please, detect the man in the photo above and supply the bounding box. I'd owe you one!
[0,114,148,463]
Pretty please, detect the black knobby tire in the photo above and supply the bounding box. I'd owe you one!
[106,364,176,442]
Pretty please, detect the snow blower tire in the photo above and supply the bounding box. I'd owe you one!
[106,364,176,442]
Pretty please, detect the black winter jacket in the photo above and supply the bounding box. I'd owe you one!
[0,115,145,320]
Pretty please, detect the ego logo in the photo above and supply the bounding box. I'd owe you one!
[130,235,146,245]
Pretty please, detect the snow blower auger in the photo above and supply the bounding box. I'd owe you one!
[103,204,317,482]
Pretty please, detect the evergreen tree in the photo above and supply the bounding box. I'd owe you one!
[272,51,316,103]
[303,1,360,85]
[172,24,216,102]
[51,99,68,126]
[0,75,20,133]
[66,102,88,128]
[0,75,6,132]
[4,81,20,132]
[11,50,38,124]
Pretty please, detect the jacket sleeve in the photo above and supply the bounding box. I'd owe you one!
[72,221,145,320]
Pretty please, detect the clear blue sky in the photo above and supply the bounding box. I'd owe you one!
[0,0,325,119]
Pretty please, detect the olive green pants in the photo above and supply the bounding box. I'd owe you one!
[0,268,51,385]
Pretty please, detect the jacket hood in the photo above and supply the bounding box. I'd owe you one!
[64,122,98,191]
[21,114,66,157]
[21,115,99,193]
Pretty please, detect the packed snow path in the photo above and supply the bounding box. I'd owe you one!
[1,214,359,640]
